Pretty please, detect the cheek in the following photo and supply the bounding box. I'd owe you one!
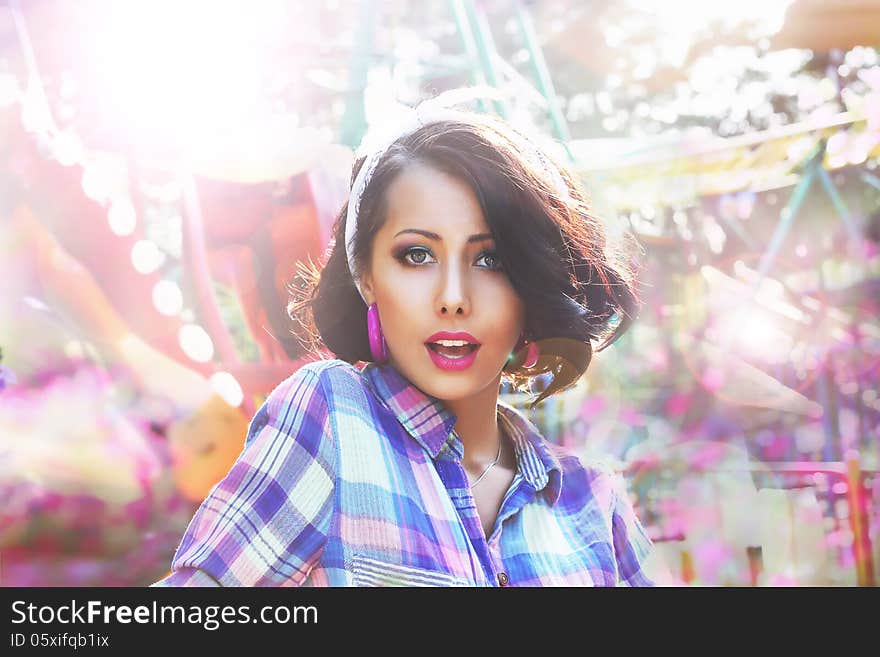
[376,296,411,338]
[477,280,526,344]
[372,266,425,327]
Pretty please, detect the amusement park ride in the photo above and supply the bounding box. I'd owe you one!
[0,0,877,585]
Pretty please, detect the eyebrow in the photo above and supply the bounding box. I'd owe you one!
[393,228,494,243]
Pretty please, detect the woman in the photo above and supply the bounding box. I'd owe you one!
[152,93,655,587]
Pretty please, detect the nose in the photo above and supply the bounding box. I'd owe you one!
[436,258,470,317]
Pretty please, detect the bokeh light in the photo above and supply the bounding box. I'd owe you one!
[151,280,183,317]
[130,240,166,275]
[178,324,214,363]
[210,371,244,408]
[1,0,877,589]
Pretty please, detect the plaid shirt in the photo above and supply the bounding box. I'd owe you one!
[152,359,654,587]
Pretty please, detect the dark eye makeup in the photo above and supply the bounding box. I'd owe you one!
[392,245,503,271]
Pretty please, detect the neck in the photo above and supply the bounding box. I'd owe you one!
[443,372,507,470]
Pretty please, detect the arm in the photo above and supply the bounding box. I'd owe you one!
[150,366,337,587]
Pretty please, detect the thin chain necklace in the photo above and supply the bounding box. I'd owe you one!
[468,415,506,489]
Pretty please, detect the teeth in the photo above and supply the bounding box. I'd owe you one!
[433,339,472,347]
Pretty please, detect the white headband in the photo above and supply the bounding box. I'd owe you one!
[344,87,571,305]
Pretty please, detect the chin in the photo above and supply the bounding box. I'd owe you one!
[419,367,501,401]
[424,382,476,402]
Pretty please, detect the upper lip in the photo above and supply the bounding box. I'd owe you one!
[425,331,481,346]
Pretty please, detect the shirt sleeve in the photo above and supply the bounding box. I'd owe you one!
[609,473,655,587]
[150,365,337,587]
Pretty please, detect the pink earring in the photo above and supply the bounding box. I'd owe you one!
[512,333,540,368]
[367,303,388,363]
[523,339,539,368]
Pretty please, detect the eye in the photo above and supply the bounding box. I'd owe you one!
[396,246,436,266]
[477,250,503,271]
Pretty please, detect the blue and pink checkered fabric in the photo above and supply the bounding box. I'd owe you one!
[152,358,654,587]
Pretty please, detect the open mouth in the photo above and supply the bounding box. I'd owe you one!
[426,343,479,358]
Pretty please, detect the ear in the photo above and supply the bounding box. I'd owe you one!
[359,269,375,306]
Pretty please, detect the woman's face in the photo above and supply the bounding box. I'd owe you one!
[359,161,525,402]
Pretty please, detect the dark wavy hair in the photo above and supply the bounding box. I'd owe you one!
[287,110,643,409]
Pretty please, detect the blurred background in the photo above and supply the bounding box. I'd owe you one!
[0,0,877,586]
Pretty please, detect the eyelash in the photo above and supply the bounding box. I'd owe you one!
[394,246,503,271]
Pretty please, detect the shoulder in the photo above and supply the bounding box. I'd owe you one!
[285,357,362,382]
[270,358,364,402]
[250,359,365,434]
[544,442,619,513]
[544,441,617,486]
[267,358,380,427]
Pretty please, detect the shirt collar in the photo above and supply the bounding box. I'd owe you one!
[361,361,563,506]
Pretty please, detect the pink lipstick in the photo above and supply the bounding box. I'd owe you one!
[424,331,481,372]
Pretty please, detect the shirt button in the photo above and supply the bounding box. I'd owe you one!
[497,572,509,586]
